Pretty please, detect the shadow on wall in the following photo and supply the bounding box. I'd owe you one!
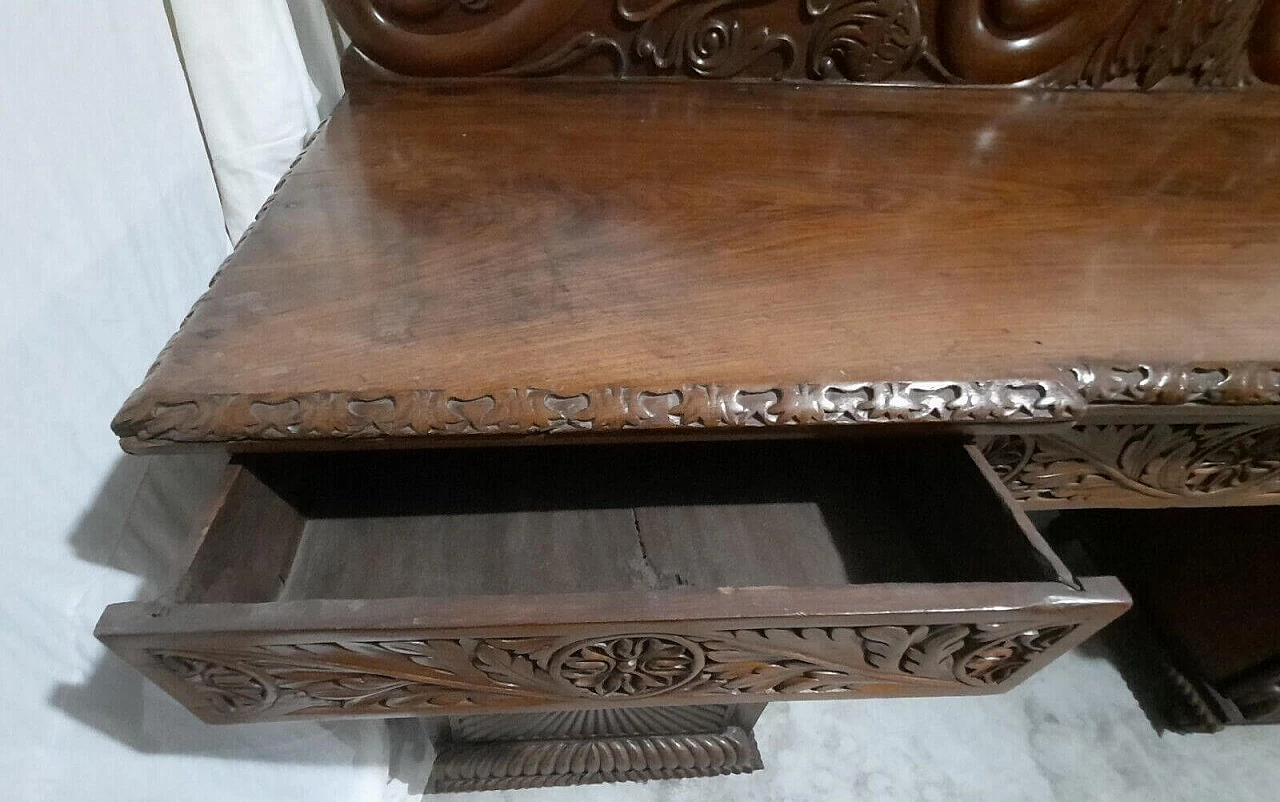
[47,452,431,786]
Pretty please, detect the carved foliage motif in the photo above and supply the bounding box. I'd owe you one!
[149,623,1074,720]
[981,423,1280,505]
[1044,0,1264,88]
[329,0,1280,86]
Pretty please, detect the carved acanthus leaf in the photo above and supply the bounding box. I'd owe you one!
[981,423,1280,506]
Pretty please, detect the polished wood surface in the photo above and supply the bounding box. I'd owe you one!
[327,0,1280,88]
[113,82,1280,450]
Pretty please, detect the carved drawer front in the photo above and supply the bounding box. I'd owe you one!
[96,440,1128,724]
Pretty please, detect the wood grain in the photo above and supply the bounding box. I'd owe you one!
[113,83,1280,450]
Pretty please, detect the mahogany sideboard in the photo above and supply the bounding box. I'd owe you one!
[97,0,1280,792]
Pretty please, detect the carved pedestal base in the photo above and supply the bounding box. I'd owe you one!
[429,704,765,792]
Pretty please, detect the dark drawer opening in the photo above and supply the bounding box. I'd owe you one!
[178,439,1072,605]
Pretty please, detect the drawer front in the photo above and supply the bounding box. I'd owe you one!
[96,440,1129,723]
[98,580,1125,723]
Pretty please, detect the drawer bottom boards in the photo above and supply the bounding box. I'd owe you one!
[96,439,1128,731]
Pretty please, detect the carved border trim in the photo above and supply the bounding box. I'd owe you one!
[1071,363,1280,406]
[113,363,1280,448]
[114,377,1083,446]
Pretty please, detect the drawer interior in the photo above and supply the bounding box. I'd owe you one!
[174,439,1071,605]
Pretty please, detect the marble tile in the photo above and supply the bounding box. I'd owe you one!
[419,650,1280,802]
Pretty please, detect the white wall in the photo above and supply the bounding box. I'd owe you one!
[0,3,386,799]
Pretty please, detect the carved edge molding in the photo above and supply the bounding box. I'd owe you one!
[327,0,1280,87]
[429,727,763,791]
[980,422,1280,507]
[143,623,1076,722]
[1070,363,1280,406]
[113,363,1280,448]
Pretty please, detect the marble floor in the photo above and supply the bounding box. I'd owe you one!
[406,644,1279,802]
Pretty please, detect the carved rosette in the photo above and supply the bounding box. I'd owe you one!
[146,622,1076,721]
[326,0,1280,86]
[551,635,705,697]
[981,423,1280,507]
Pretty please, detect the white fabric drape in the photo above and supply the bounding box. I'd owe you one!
[169,0,344,241]
[0,1,389,799]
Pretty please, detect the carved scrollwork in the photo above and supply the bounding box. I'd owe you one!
[958,623,1075,684]
[623,1,795,77]
[148,622,1077,720]
[805,0,924,80]
[981,423,1280,506]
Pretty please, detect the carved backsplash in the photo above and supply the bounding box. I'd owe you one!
[327,0,1280,86]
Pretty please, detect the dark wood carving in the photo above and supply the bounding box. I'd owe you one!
[1071,363,1280,406]
[431,704,765,790]
[115,379,1080,447]
[327,0,1280,86]
[980,423,1280,508]
[432,725,762,791]
[114,364,1280,449]
[144,622,1075,722]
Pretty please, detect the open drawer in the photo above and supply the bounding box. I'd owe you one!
[96,439,1128,723]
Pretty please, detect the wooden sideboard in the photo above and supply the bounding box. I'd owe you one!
[97,0,1280,792]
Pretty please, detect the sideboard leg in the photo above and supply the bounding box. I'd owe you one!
[428,703,766,792]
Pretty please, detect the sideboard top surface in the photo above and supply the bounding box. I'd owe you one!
[115,82,1280,450]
